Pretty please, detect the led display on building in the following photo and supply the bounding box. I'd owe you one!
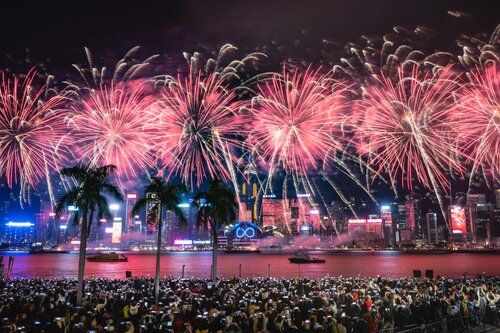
[451,206,466,234]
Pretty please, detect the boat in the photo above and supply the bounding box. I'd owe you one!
[224,247,261,254]
[29,246,70,254]
[87,252,128,262]
[288,252,325,264]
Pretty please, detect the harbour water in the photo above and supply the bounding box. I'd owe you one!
[3,251,500,279]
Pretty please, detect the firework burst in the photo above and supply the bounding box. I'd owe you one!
[454,62,499,185]
[248,67,376,225]
[0,69,66,190]
[67,81,155,179]
[358,65,465,220]
[248,67,350,176]
[153,70,245,188]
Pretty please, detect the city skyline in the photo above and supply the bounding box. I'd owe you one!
[0,1,498,243]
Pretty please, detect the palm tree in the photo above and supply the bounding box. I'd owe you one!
[132,176,187,303]
[193,178,237,282]
[55,164,123,305]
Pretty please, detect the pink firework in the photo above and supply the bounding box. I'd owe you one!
[0,69,66,188]
[67,81,155,179]
[153,71,245,187]
[248,67,350,175]
[358,65,464,194]
[454,63,499,183]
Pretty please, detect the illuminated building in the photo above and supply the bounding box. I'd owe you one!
[426,212,439,244]
[261,196,290,232]
[450,205,468,242]
[125,193,137,231]
[405,193,422,240]
[326,201,348,235]
[261,194,321,235]
[466,203,493,244]
[380,205,394,246]
[347,218,384,247]
[467,193,487,206]
[239,178,258,223]
[394,202,406,230]
[229,222,262,247]
[166,200,210,246]
[493,209,500,244]
[2,222,35,246]
[465,194,493,244]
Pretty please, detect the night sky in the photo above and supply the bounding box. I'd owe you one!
[1,0,497,71]
[0,0,498,220]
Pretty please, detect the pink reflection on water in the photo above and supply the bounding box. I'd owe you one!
[5,252,500,279]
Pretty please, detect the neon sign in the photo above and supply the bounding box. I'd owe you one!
[6,222,34,227]
[235,227,256,239]
[174,239,193,246]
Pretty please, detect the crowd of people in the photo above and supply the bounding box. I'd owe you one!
[0,275,499,333]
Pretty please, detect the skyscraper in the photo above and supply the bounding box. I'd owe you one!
[426,212,439,244]
[405,193,422,240]
[380,205,393,246]
[464,194,493,244]
[467,193,487,206]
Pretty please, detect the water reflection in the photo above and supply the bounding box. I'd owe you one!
[5,252,500,279]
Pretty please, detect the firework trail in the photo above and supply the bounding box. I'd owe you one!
[332,25,453,81]
[456,25,499,71]
[358,64,465,223]
[0,69,66,203]
[69,46,159,89]
[454,62,499,186]
[183,43,266,84]
[66,81,156,180]
[152,70,245,189]
[155,43,267,93]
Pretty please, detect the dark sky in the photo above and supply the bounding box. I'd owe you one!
[0,0,497,71]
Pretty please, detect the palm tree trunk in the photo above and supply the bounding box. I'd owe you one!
[211,219,218,282]
[77,210,88,305]
[154,202,163,304]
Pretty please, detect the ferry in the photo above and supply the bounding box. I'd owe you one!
[288,252,325,264]
[29,245,70,254]
[224,247,261,254]
[87,252,128,262]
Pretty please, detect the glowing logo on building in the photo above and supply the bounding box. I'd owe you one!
[231,222,262,239]
[235,227,256,239]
